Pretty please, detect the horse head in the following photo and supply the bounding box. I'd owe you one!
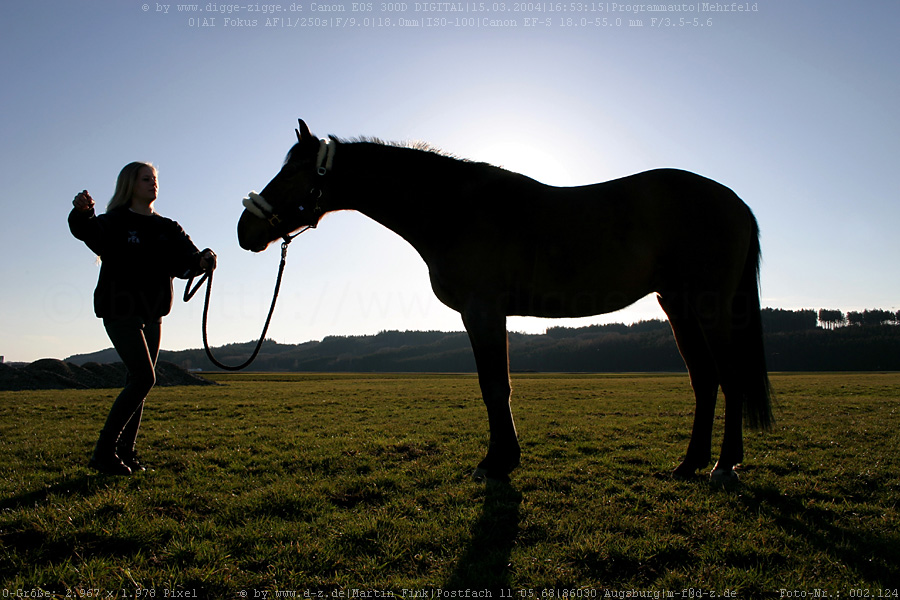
[238,119,333,252]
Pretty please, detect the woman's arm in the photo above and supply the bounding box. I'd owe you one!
[68,190,107,255]
[166,220,216,279]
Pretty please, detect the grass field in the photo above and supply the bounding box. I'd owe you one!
[2,372,899,597]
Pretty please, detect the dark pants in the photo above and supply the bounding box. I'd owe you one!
[97,317,161,456]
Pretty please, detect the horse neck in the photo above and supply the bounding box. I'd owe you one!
[331,141,483,247]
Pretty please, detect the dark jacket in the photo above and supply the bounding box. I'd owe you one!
[69,206,205,321]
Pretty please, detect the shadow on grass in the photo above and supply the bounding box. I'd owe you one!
[0,472,147,580]
[738,481,900,586]
[445,479,523,589]
[0,471,112,511]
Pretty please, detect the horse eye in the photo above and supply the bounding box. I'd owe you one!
[283,161,311,176]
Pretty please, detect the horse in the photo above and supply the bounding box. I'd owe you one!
[237,119,773,484]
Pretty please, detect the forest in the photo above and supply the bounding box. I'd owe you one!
[66,308,900,373]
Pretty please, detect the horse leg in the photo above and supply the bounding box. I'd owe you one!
[710,229,773,483]
[707,333,745,483]
[462,307,520,482]
[711,376,744,484]
[693,304,744,484]
[658,294,719,478]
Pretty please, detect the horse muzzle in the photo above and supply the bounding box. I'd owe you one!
[238,191,317,251]
[237,207,272,253]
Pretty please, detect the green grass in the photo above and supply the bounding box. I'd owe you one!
[2,373,899,597]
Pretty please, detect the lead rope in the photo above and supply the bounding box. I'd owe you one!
[184,239,291,371]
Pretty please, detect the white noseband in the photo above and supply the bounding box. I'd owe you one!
[242,191,273,220]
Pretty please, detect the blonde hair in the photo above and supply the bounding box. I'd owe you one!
[106,162,157,212]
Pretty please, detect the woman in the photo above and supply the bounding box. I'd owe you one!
[69,162,216,475]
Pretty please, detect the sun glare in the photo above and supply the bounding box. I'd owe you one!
[476,139,578,187]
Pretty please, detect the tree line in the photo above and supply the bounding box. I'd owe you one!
[761,308,900,332]
[66,307,900,373]
[817,308,900,329]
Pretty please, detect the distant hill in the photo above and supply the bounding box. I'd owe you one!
[0,359,217,391]
[64,309,900,372]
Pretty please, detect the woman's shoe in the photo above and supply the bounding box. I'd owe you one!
[88,452,132,476]
[119,451,147,473]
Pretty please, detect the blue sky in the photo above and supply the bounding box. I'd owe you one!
[1,1,898,363]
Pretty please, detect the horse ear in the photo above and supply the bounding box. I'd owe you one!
[296,119,313,142]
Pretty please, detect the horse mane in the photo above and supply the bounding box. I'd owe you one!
[326,134,541,186]
[330,135,488,166]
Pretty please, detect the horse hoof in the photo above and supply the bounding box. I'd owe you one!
[709,466,739,485]
[472,467,511,484]
[672,464,699,480]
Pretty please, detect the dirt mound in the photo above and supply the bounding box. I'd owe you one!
[0,359,217,391]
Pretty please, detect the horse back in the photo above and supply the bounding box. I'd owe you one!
[428,168,755,318]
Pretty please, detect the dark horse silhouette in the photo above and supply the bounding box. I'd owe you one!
[238,119,773,484]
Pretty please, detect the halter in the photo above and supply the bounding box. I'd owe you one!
[241,138,334,242]
[182,138,336,371]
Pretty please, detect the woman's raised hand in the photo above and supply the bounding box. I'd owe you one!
[73,190,95,212]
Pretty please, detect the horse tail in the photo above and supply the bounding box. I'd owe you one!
[732,210,774,430]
